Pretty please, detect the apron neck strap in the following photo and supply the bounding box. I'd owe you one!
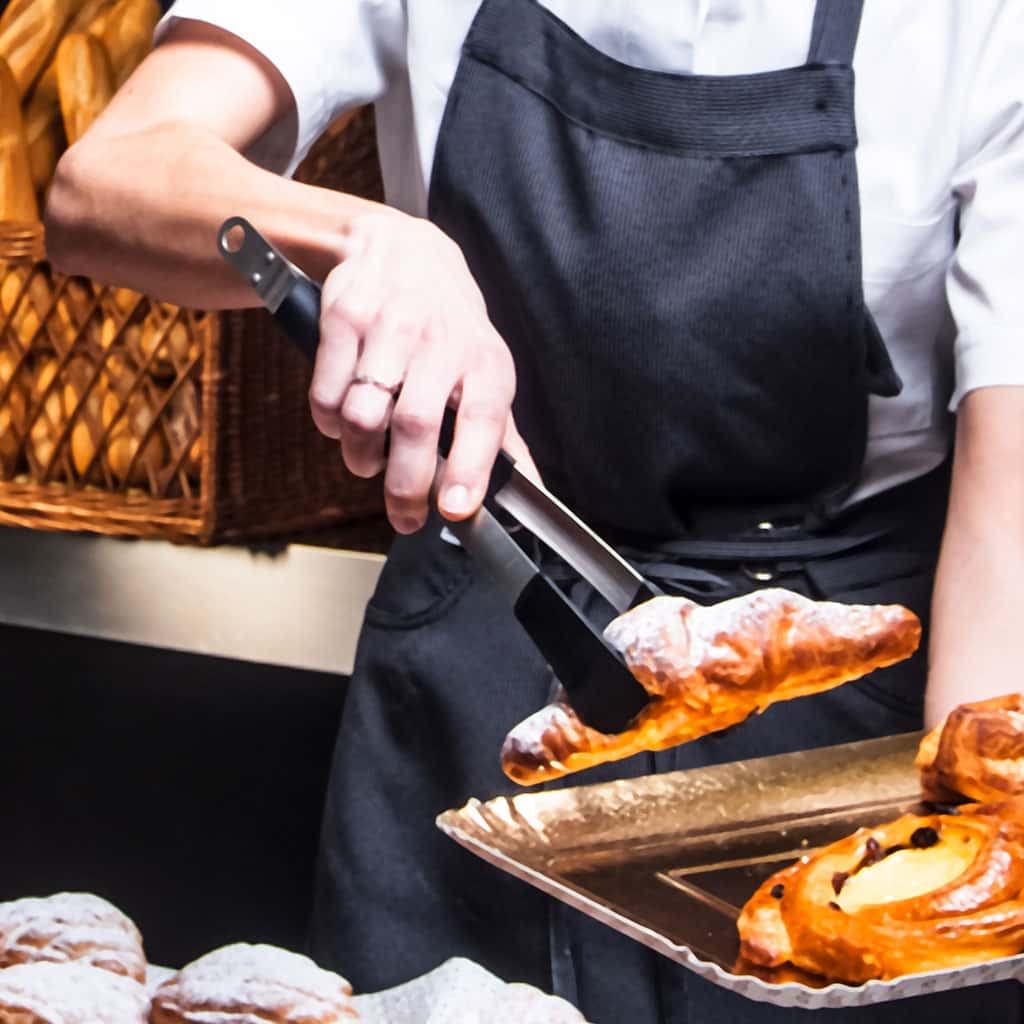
[807,0,865,66]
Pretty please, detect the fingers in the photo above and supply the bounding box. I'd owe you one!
[439,355,515,521]
[384,349,459,533]
[304,214,521,534]
[501,414,542,485]
[308,282,359,440]
[339,311,413,478]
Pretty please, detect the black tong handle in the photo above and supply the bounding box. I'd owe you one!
[217,217,651,734]
[273,273,322,364]
[232,232,515,502]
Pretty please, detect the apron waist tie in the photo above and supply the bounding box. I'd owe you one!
[530,526,894,609]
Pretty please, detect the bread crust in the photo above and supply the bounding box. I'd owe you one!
[150,943,359,1023]
[0,960,148,1023]
[0,892,145,982]
[502,589,921,784]
[738,809,1024,982]
[917,693,1024,803]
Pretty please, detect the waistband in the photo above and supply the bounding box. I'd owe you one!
[569,457,952,568]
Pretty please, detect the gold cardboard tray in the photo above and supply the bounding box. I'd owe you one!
[437,733,1024,1010]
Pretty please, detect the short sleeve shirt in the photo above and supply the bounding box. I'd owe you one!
[160,0,1024,500]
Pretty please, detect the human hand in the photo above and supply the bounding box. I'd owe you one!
[309,208,536,533]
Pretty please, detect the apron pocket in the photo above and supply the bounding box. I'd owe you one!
[363,525,475,629]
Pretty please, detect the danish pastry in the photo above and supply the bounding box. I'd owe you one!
[917,693,1024,803]
[737,808,1024,982]
[502,588,920,784]
[150,943,359,1023]
[0,960,149,1023]
[0,892,146,982]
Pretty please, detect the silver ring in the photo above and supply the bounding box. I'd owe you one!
[351,374,402,397]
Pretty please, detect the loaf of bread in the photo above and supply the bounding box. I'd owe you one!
[21,64,61,194]
[0,891,146,982]
[0,960,149,1023]
[99,0,160,87]
[502,589,920,784]
[151,943,359,1023]
[55,31,113,146]
[0,55,38,221]
[0,0,80,98]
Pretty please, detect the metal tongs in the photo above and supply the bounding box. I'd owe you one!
[217,217,658,733]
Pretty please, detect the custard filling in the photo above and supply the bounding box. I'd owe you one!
[836,836,980,913]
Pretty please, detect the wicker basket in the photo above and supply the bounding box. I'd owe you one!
[0,107,386,544]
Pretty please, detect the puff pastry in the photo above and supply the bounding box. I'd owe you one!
[150,943,359,1023]
[737,808,1024,983]
[0,960,149,1023]
[0,892,146,982]
[917,693,1024,803]
[502,589,920,784]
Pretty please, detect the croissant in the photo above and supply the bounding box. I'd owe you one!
[0,892,146,982]
[738,807,1024,983]
[502,589,920,784]
[150,943,359,1023]
[917,693,1024,803]
[0,960,149,1023]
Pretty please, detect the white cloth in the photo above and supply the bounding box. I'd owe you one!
[160,0,1024,501]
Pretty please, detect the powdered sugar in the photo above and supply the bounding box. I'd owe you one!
[0,893,146,982]
[0,960,149,1023]
[153,943,357,1022]
[352,958,587,1024]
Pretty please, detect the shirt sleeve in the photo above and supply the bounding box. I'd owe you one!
[156,0,405,175]
[948,1,1024,408]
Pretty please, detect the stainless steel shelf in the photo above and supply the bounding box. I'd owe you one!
[0,527,385,675]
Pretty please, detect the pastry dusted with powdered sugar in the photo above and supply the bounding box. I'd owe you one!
[502,589,920,784]
[0,892,146,981]
[151,943,359,1023]
[0,960,149,1023]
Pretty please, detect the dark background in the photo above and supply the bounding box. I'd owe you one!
[0,621,347,968]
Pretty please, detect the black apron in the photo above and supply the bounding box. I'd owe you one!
[309,2,1020,1021]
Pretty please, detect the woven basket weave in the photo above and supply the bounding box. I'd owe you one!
[0,106,385,543]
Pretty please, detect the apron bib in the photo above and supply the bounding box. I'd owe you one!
[309,3,1014,1021]
[429,0,899,536]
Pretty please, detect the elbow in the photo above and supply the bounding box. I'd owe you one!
[43,140,102,276]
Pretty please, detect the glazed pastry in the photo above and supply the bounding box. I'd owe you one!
[737,808,1024,982]
[0,892,146,982]
[0,960,149,1023]
[502,588,920,784]
[917,693,1024,803]
[151,943,359,1023]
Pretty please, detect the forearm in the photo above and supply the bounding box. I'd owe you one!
[926,388,1024,726]
[45,121,385,310]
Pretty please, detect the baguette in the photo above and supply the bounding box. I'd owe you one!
[0,56,37,221]
[100,0,160,88]
[55,32,114,147]
[22,65,62,195]
[22,0,115,193]
[27,356,64,472]
[64,361,104,477]
[0,348,26,476]
[70,0,118,37]
[0,0,82,98]
[102,386,166,486]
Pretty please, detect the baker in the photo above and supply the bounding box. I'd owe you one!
[46,2,1024,1021]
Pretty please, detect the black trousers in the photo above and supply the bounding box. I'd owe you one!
[308,465,1022,1023]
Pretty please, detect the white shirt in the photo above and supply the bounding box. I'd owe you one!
[162,0,1024,501]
